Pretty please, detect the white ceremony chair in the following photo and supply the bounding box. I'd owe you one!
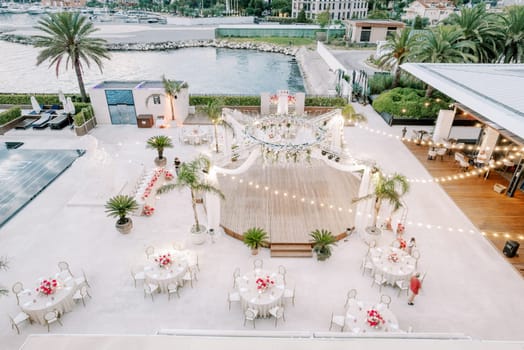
[371,273,388,292]
[73,285,92,307]
[283,286,296,306]
[12,282,25,305]
[278,265,287,283]
[227,290,240,311]
[269,306,285,327]
[183,270,198,288]
[365,240,377,256]
[395,279,409,297]
[379,294,391,309]
[130,266,145,288]
[188,254,200,272]
[360,257,374,276]
[344,289,357,308]
[253,259,263,270]
[411,250,421,268]
[8,312,31,334]
[172,241,185,250]
[232,268,241,288]
[167,283,180,300]
[57,261,74,278]
[74,270,91,289]
[145,246,155,259]
[243,308,259,328]
[329,312,346,332]
[44,310,62,333]
[144,283,159,301]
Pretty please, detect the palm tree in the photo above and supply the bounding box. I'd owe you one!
[412,25,477,96]
[445,5,503,63]
[377,28,419,87]
[146,135,173,166]
[203,98,223,153]
[161,75,188,122]
[353,168,410,233]
[157,155,225,232]
[310,229,337,261]
[33,12,110,102]
[499,6,524,63]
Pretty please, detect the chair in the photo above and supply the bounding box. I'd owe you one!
[57,261,73,278]
[130,266,145,288]
[427,149,437,160]
[459,159,469,172]
[371,273,388,292]
[12,282,24,305]
[73,285,92,307]
[344,289,357,308]
[391,240,401,248]
[74,270,91,288]
[143,283,159,301]
[183,270,198,288]
[269,306,285,327]
[145,246,155,259]
[360,257,374,276]
[379,294,391,309]
[172,241,184,250]
[243,308,258,328]
[419,271,427,289]
[395,279,409,297]
[411,250,421,268]
[253,259,263,270]
[365,240,377,256]
[283,287,296,306]
[232,268,240,288]
[8,312,31,334]
[43,310,62,332]
[436,147,447,161]
[278,265,287,283]
[329,312,346,332]
[227,290,240,310]
[188,254,200,272]
[167,283,180,300]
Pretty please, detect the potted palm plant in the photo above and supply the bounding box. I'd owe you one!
[353,168,410,235]
[243,227,268,255]
[146,135,173,167]
[203,98,223,153]
[105,195,139,234]
[310,229,337,261]
[157,155,225,244]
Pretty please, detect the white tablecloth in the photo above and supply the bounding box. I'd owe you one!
[19,277,77,325]
[345,299,400,333]
[184,129,208,145]
[370,246,416,285]
[237,269,285,317]
[144,250,190,293]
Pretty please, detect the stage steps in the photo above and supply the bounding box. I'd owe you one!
[270,243,313,258]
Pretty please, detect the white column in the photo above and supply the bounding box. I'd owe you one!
[432,109,454,142]
[480,127,499,159]
[277,90,289,115]
[260,92,270,116]
[295,92,305,115]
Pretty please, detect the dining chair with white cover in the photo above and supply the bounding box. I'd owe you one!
[73,285,92,307]
[183,270,198,288]
[227,290,240,311]
[283,286,296,306]
[44,310,62,332]
[253,259,263,270]
[167,283,180,300]
[145,246,155,259]
[232,268,240,288]
[329,312,346,332]
[379,294,391,309]
[269,306,285,327]
[243,308,259,328]
[436,147,447,160]
[130,266,145,288]
[371,273,388,292]
[57,261,73,279]
[395,279,409,297]
[144,283,159,301]
[278,265,287,283]
[360,257,374,276]
[8,312,31,334]
[74,270,91,289]
[344,289,357,308]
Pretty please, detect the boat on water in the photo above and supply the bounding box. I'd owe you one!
[27,5,45,15]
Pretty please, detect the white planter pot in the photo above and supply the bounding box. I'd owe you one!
[190,224,207,245]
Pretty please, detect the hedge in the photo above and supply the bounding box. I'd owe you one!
[0,93,87,105]
[305,96,346,107]
[73,105,94,127]
[0,107,21,125]
[189,95,346,107]
[368,74,425,95]
[372,88,451,119]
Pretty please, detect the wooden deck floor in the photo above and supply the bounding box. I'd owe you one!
[219,159,360,244]
[404,142,524,276]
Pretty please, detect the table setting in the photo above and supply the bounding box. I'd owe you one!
[144,250,190,293]
[237,269,285,317]
[345,299,400,333]
[369,246,416,285]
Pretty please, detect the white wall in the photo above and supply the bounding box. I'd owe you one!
[89,88,111,124]
[432,109,454,142]
[316,41,347,74]
[448,126,482,141]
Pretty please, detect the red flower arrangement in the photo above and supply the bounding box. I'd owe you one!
[164,171,174,181]
[388,253,399,263]
[36,278,58,295]
[366,309,385,327]
[256,276,275,291]
[154,253,172,268]
[143,205,155,216]
[397,238,407,249]
[269,94,296,105]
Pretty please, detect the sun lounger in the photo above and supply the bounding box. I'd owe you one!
[32,113,53,129]
[48,114,70,130]
[14,118,36,130]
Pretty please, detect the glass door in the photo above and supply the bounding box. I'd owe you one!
[105,90,137,125]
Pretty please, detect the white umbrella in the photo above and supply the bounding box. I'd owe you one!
[66,97,75,115]
[30,96,41,114]
[58,90,67,107]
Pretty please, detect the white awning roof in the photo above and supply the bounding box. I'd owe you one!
[401,63,524,142]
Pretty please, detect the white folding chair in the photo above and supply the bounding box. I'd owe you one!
[43,310,62,332]
[269,306,285,327]
[283,287,296,306]
[74,270,91,288]
[253,259,263,270]
[227,290,240,310]
[360,257,374,276]
[395,279,409,297]
[57,261,73,278]
[371,273,388,292]
[12,282,24,305]
[144,283,159,301]
[278,265,286,283]
[188,254,200,272]
[243,308,258,328]
[183,270,198,288]
[172,241,185,250]
[232,268,240,288]
[130,266,145,288]
[145,246,155,259]
[344,289,357,308]
[379,294,391,309]
[329,312,346,332]
[8,312,31,334]
[73,285,92,307]
[167,283,180,300]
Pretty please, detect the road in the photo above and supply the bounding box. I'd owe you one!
[331,49,384,75]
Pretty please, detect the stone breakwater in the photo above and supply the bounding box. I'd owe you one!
[0,34,298,56]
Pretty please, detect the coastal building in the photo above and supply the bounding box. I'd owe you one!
[345,19,405,43]
[40,0,87,7]
[291,0,368,20]
[89,80,189,125]
[402,0,457,25]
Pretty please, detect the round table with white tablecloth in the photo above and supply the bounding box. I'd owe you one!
[369,246,416,285]
[19,277,77,325]
[345,299,400,334]
[237,269,285,318]
[144,253,188,293]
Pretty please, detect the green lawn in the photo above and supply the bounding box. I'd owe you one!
[226,37,315,47]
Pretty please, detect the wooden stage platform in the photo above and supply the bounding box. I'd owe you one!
[219,159,360,256]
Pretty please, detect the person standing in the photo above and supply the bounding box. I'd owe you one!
[408,273,421,305]
[407,237,416,255]
[174,157,181,175]
[401,127,407,139]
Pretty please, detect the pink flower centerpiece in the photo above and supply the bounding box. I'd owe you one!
[397,238,407,249]
[154,253,172,268]
[164,171,174,181]
[255,276,275,292]
[143,205,155,216]
[366,309,385,328]
[36,278,58,295]
[388,253,399,263]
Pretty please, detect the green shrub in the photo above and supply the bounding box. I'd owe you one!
[0,107,21,125]
[305,96,346,107]
[0,93,86,105]
[368,74,426,95]
[372,88,451,119]
[73,105,94,127]
[190,95,260,106]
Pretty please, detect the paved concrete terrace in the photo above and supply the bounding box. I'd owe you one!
[0,105,523,350]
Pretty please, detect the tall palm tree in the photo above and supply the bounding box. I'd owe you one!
[499,5,524,63]
[203,98,223,153]
[445,4,503,63]
[377,28,419,87]
[412,25,477,96]
[33,12,110,102]
[353,168,409,233]
[161,75,188,122]
[157,155,225,232]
